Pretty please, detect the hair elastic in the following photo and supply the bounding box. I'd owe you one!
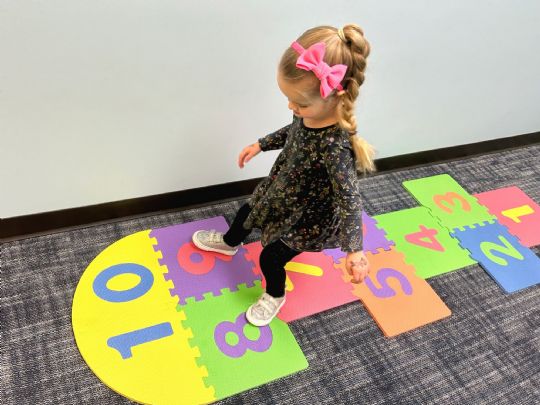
[337,28,347,43]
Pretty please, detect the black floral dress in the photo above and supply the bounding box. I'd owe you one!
[242,114,363,253]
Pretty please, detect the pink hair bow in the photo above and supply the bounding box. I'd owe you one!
[291,41,347,99]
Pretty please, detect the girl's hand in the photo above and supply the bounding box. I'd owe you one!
[345,251,370,284]
[238,142,262,168]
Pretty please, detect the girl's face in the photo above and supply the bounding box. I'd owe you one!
[277,71,339,126]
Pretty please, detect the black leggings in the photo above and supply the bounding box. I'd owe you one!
[223,203,301,298]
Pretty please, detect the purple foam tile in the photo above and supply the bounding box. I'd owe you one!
[322,248,347,264]
[323,211,395,262]
[363,211,395,254]
[149,217,260,304]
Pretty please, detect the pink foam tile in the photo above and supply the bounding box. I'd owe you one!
[243,241,357,322]
[474,186,540,247]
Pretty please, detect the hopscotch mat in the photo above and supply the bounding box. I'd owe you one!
[403,174,540,292]
[72,218,308,405]
[72,174,540,404]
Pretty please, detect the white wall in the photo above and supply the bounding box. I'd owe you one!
[1,0,539,218]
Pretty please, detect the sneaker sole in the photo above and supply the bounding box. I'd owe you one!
[245,298,286,327]
[192,231,239,256]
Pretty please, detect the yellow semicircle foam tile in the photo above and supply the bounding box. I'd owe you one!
[72,230,215,405]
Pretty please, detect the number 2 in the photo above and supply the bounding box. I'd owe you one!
[480,235,524,266]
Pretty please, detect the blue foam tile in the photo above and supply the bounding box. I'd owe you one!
[451,221,540,293]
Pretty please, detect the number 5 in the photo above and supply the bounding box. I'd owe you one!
[365,268,413,298]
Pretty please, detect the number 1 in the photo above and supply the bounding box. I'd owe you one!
[501,205,534,224]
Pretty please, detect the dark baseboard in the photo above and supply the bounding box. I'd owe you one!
[373,131,540,173]
[2,131,539,242]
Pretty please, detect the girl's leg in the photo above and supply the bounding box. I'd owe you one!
[245,238,301,326]
[259,238,302,298]
[223,202,253,247]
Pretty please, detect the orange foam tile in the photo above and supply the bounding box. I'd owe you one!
[336,247,452,337]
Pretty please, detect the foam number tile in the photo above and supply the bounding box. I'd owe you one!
[323,211,395,264]
[179,281,308,400]
[373,207,476,279]
[150,217,260,304]
[474,186,540,247]
[72,230,215,405]
[360,210,395,254]
[244,241,356,322]
[402,174,496,231]
[451,222,540,293]
[335,247,451,337]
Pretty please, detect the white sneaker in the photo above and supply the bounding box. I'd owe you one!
[245,292,286,327]
[192,229,240,256]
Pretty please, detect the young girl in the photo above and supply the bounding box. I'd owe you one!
[192,24,376,327]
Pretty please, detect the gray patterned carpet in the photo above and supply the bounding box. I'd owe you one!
[2,144,540,405]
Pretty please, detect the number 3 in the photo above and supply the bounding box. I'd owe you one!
[433,192,471,214]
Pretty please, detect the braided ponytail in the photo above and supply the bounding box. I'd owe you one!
[335,24,376,174]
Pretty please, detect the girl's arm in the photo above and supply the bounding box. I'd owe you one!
[257,115,296,151]
[324,137,363,253]
[324,136,370,283]
[238,116,296,168]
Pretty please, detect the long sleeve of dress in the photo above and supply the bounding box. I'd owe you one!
[257,117,295,151]
[324,138,364,252]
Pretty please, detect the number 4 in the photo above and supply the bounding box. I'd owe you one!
[405,225,445,252]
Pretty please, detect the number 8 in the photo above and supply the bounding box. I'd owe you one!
[214,313,273,358]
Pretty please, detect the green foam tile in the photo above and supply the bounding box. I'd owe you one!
[179,281,308,400]
[373,207,476,279]
[402,174,496,231]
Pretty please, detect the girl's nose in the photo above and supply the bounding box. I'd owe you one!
[288,101,297,111]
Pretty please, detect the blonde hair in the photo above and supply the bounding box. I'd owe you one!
[279,24,376,174]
